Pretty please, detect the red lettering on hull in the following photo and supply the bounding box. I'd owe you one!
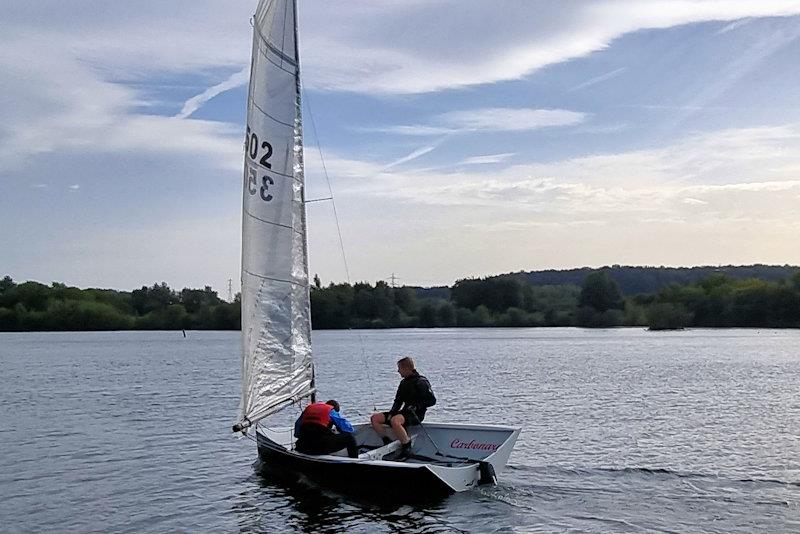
[450,438,500,451]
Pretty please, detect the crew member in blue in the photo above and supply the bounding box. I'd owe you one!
[294,399,358,458]
[370,356,436,458]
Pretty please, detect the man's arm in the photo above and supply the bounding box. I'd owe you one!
[415,376,436,407]
[329,410,354,433]
[388,382,404,415]
[293,416,302,437]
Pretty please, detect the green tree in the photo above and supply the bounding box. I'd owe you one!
[0,276,17,308]
[452,276,524,312]
[0,275,15,293]
[180,286,221,314]
[647,303,690,330]
[418,301,438,327]
[437,301,456,327]
[579,271,623,313]
[0,307,17,331]
[131,283,175,314]
[310,283,354,328]
[15,281,51,311]
[394,287,419,316]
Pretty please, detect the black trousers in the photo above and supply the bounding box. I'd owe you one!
[381,409,422,426]
[296,425,358,458]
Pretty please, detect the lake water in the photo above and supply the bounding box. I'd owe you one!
[1,328,798,533]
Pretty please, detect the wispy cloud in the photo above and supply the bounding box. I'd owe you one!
[0,37,242,173]
[568,67,627,92]
[568,123,630,135]
[383,141,444,170]
[366,125,456,137]
[666,23,800,128]
[312,124,800,220]
[439,108,586,131]
[300,2,800,94]
[175,67,249,119]
[373,108,586,137]
[716,18,753,35]
[459,153,515,165]
[682,197,708,205]
[68,184,80,190]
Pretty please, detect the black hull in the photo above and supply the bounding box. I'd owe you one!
[256,433,454,501]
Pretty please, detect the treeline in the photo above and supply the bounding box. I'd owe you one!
[639,273,800,329]
[0,277,240,331]
[310,279,580,328]
[512,264,798,295]
[311,270,800,329]
[2,269,799,331]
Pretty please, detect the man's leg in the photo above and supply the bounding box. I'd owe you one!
[338,433,359,458]
[371,412,393,444]
[370,413,387,436]
[296,426,326,455]
[317,432,359,458]
[390,414,410,445]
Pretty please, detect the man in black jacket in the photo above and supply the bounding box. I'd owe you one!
[370,356,436,457]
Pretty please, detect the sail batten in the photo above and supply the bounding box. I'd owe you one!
[237,0,313,429]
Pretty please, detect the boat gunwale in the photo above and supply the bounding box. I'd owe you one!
[255,425,517,470]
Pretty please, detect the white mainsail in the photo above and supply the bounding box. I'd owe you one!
[236,0,313,430]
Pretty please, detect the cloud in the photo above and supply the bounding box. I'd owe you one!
[68,184,80,190]
[459,153,515,165]
[438,108,586,131]
[372,108,586,137]
[569,123,630,135]
[175,67,249,119]
[2,1,797,175]
[0,1,254,174]
[686,179,800,193]
[568,67,627,92]
[312,124,800,221]
[366,125,456,137]
[3,1,800,286]
[304,123,800,279]
[299,1,800,94]
[3,2,252,73]
[0,35,242,173]
[716,18,754,35]
[383,142,444,170]
[682,197,708,205]
[665,23,800,127]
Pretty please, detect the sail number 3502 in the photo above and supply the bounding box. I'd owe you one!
[245,126,274,202]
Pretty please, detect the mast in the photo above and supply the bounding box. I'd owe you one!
[292,0,315,406]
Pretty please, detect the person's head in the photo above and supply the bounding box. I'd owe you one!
[397,356,415,378]
[325,399,340,412]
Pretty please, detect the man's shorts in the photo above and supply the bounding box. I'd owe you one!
[381,409,421,426]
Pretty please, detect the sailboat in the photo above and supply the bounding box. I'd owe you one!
[232,0,520,499]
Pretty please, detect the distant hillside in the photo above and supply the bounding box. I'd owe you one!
[412,264,799,298]
[411,286,451,301]
[512,264,799,295]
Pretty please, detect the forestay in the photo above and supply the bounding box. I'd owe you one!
[237,0,313,429]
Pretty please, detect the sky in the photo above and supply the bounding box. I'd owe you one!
[2,1,800,295]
